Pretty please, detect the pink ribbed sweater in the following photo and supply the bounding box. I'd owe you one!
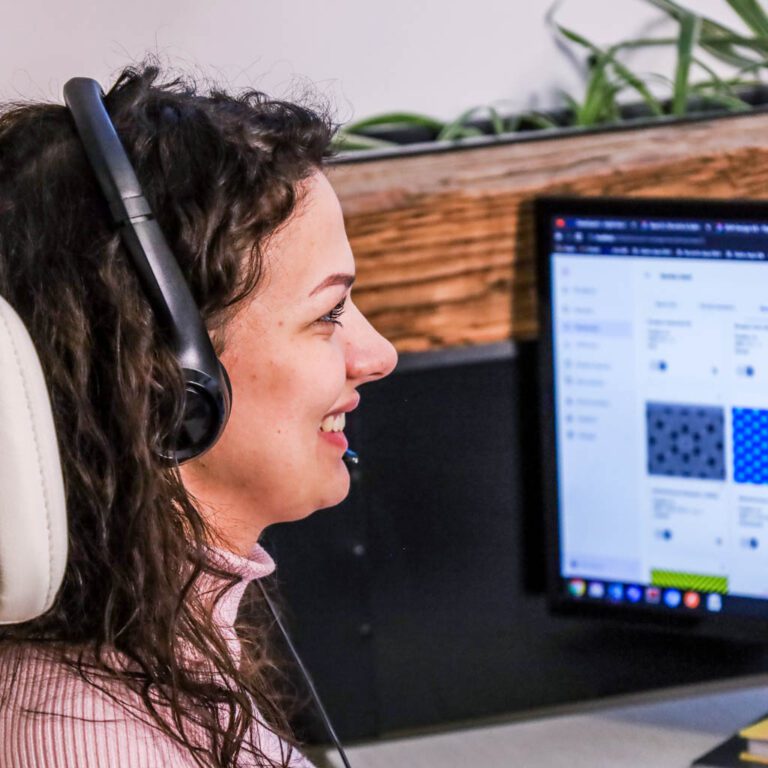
[0,544,314,767]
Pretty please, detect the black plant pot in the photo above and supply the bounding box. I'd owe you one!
[348,84,768,148]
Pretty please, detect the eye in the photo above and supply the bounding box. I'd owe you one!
[316,296,347,327]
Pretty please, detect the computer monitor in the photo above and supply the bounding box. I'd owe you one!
[536,195,768,629]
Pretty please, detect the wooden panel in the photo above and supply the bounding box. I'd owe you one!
[327,113,768,352]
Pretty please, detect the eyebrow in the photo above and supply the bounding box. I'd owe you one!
[309,273,356,297]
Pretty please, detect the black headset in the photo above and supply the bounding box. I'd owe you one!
[63,77,231,464]
[63,77,353,767]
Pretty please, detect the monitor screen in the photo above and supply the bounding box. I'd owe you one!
[536,196,768,627]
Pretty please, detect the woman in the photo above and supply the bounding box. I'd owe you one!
[0,64,397,767]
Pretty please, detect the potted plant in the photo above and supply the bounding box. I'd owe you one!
[334,0,768,154]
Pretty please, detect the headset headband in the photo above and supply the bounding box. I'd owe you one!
[63,77,231,462]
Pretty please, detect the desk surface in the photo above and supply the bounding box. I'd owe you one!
[326,675,768,768]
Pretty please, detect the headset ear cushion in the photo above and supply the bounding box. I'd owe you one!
[166,366,230,463]
[221,363,232,400]
[174,384,220,460]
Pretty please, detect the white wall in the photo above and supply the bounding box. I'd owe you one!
[0,0,751,122]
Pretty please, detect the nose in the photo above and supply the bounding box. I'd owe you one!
[344,300,398,385]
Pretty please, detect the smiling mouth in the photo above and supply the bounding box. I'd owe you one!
[319,412,346,433]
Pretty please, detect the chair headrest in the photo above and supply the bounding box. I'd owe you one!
[0,296,67,624]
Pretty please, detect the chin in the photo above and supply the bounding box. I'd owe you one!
[282,470,351,524]
[315,468,352,513]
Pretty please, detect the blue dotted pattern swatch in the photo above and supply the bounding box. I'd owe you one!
[646,402,725,480]
[733,408,768,485]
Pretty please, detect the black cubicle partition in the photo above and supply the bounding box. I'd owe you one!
[260,342,768,743]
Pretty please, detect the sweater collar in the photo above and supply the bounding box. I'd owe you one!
[207,541,276,583]
[199,542,276,664]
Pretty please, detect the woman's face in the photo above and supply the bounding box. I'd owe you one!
[181,171,397,551]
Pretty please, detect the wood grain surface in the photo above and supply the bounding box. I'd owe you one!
[327,112,768,352]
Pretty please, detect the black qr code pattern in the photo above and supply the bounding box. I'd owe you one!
[646,402,725,480]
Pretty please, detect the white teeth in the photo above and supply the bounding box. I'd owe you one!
[320,413,346,433]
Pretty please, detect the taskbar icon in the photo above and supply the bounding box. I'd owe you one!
[564,578,726,614]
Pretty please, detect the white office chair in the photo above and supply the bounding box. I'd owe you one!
[0,295,67,624]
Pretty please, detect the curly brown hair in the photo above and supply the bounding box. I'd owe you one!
[0,63,334,767]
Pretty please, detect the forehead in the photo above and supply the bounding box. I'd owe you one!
[261,172,354,301]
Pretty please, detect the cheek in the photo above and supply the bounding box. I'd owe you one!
[240,360,304,438]
[234,343,346,442]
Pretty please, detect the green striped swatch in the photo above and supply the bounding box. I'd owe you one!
[650,569,728,594]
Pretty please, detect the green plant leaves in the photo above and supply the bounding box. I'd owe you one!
[558,0,768,125]
[673,12,702,114]
[334,112,445,153]
[335,0,768,152]
[343,112,445,135]
[557,25,664,125]
[647,0,768,68]
[727,0,768,37]
[331,131,399,152]
[438,106,501,141]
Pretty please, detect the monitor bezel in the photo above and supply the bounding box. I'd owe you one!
[535,194,768,637]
